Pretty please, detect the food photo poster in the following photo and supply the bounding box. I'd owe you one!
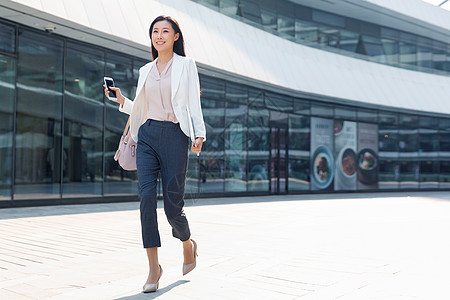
[357,123,379,190]
[310,117,334,191]
[334,121,357,191]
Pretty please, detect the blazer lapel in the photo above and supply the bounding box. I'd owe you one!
[135,61,154,98]
[171,53,183,101]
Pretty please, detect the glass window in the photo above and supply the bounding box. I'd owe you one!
[399,41,417,66]
[219,0,239,15]
[293,98,310,115]
[199,98,225,193]
[318,25,339,48]
[15,30,63,199]
[295,19,318,44]
[225,82,248,104]
[361,35,385,60]
[419,128,439,189]
[199,75,225,100]
[417,37,433,69]
[379,111,398,125]
[339,29,359,53]
[0,55,14,200]
[248,108,269,192]
[439,130,450,189]
[198,0,218,7]
[419,116,439,128]
[311,103,333,118]
[0,22,15,53]
[261,7,277,32]
[432,40,447,71]
[278,13,295,38]
[63,43,104,197]
[399,114,418,127]
[238,0,261,24]
[265,92,293,112]
[399,128,418,189]
[248,87,264,107]
[439,118,450,131]
[104,53,137,195]
[312,10,344,28]
[357,108,377,123]
[378,123,399,189]
[288,114,310,191]
[334,106,356,121]
[420,160,439,189]
[225,102,247,192]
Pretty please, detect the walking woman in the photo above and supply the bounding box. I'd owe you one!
[104,15,206,293]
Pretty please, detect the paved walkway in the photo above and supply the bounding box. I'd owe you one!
[1,192,450,299]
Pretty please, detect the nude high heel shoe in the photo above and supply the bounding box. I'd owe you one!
[183,239,198,276]
[143,264,163,293]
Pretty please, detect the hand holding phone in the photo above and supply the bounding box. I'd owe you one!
[104,77,117,100]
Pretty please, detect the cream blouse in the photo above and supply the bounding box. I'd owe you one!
[144,55,178,123]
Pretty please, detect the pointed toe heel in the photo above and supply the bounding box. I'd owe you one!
[143,265,163,293]
[183,239,198,276]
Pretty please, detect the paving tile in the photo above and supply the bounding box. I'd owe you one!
[1,191,450,299]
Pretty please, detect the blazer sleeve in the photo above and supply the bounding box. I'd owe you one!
[119,96,134,115]
[187,57,207,141]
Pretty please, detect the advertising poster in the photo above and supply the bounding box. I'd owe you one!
[357,123,379,190]
[310,117,334,191]
[334,121,357,190]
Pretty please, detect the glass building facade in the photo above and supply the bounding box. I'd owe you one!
[1,17,450,207]
[192,0,450,75]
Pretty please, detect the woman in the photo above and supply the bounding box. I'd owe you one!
[104,15,206,293]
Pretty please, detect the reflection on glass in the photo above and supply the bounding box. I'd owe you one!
[199,98,225,193]
[104,54,139,195]
[439,131,450,188]
[225,82,247,104]
[225,102,247,192]
[339,30,359,52]
[15,31,63,199]
[288,115,310,191]
[219,0,238,15]
[238,0,262,24]
[0,23,14,53]
[420,161,439,189]
[378,124,399,189]
[0,55,14,200]
[399,129,418,189]
[278,13,294,38]
[295,19,318,44]
[63,43,104,197]
[248,108,269,192]
[261,7,277,31]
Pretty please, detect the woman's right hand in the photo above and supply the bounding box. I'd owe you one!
[103,85,125,107]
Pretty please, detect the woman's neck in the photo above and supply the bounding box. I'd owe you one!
[157,51,174,64]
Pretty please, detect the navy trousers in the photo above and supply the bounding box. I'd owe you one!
[136,119,191,248]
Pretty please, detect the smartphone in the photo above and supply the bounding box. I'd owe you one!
[104,77,117,100]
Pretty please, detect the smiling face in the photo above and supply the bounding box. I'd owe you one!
[151,20,179,54]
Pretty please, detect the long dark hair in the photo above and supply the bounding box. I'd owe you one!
[149,15,186,60]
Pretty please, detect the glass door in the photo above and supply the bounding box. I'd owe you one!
[270,126,287,194]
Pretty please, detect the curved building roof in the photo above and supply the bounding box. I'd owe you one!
[1,0,449,115]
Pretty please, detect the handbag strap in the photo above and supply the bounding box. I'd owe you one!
[122,116,131,137]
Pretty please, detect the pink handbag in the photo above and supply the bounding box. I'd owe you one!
[114,116,137,171]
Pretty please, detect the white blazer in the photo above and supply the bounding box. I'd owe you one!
[118,52,206,143]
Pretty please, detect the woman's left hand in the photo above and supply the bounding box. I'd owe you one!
[191,137,204,155]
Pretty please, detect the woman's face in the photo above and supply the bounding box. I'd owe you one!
[151,20,179,53]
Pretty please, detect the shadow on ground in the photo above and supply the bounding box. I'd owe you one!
[115,280,189,299]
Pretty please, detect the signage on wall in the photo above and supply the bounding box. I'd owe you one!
[334,121,357,191]
[357,123,379,190]
[311,117,334,191]
[311,118,379,191]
